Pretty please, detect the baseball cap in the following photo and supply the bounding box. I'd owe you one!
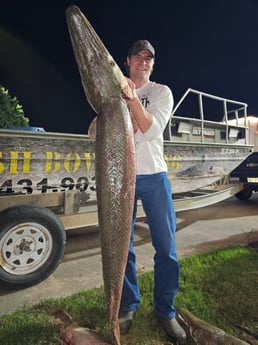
[128,40,155,58]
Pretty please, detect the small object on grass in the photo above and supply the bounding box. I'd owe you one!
[60,326,111,345]
[54,310,111,345]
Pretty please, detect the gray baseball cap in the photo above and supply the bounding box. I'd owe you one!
[128,40,155,58]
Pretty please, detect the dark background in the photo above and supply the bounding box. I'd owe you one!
[1,0,258,133]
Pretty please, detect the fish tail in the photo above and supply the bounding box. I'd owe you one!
[111,323,121,345]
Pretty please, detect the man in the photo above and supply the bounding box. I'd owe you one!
[88,40,186,344]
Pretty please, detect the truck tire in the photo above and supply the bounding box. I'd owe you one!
[235,186,253,200]
[0,204,66,288]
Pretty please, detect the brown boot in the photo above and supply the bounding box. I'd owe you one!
[157,317,187,344]
[119,310,135,335]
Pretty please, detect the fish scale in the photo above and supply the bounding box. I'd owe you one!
[96,104,135,345]
[66,6,136,345]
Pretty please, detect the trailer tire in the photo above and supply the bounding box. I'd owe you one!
[0,204,66,288]
[235,186,253,200]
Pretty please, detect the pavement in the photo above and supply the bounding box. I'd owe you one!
[0,194,258,316]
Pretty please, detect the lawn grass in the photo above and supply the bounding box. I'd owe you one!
[0,246,257,345]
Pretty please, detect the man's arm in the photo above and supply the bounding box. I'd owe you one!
[124,79,153,133]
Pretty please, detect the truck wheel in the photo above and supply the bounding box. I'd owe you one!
[235,186,253,200]
[0,204,66,288]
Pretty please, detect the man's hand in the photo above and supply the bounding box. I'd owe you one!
[88,116,97,140]
[121,78,137,100]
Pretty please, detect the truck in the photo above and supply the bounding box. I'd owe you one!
[229,116,258,200]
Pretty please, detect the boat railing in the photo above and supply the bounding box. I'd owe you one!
[164,88,249,145]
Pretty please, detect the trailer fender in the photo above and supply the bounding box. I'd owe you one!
[0,204,66,288]
[235,184,253,200]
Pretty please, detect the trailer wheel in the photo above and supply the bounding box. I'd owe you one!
[235,186,253,200]
[0,204,66,288]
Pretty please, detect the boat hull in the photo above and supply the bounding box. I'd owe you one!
[165,141,250,193]
[0,129,251,199]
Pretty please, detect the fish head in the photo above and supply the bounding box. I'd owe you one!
[66,5,128,114]
[178,308,193,330]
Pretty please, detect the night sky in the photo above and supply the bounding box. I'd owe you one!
[1,0,258,134]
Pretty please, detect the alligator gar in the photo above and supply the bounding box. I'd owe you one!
[66,5,136,345]
[177,307,250,345]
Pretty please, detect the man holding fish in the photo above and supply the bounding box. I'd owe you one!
[89,39,186,344]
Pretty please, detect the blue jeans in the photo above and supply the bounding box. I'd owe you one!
[120,172,180,319]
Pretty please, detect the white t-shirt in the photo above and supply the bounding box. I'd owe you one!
[134,81,173,175]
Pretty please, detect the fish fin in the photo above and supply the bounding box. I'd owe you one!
[112,324,121,345]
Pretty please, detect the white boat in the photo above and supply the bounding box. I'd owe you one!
[0,88,253,200]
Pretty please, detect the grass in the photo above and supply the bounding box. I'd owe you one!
[0,246,257,345]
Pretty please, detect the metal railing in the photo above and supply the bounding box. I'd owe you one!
[165,88,249,144]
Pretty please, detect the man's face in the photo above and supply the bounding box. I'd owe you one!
[127,50,154,81]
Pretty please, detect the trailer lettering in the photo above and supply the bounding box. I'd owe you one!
[89,175,96,191]
[61,177,75,189]
[45,152,61,173]
[84,152,95,171]
[0,175,96,195]
[9,151,19,173]
[64,153,81,173]
[8,151,31,174]
[76,176,89,191]
[164,154,181,169]
[0,150,34,174]
[0,150,95,176]
[44,151,95,173]
[37,178,48,193]
[0,151,4,173]
[192,127,215,137]
[23,152,31,173]
[221,148,240,154]
[0,179,12,192]
[17,178,33,194]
